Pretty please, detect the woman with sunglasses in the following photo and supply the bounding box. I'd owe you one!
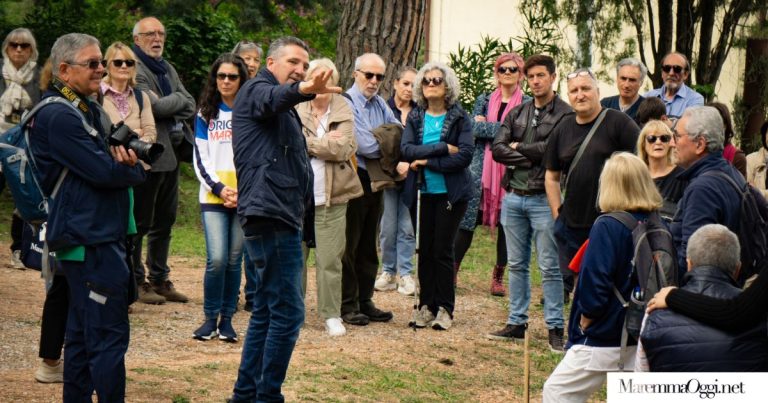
[191,54,248,342]
[636,120,686,222]
[402,62,473,331]
[101,42,157,156]
[454,53,529,296]
[1,28,41,271]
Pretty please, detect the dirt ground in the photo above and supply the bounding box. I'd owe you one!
[0,242,569,402]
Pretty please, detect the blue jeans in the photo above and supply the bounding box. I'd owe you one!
[202,210,243,319]
[244,248,255,307]
[500,192,564,329]
[232,221,304,402]
[379,187,415,276]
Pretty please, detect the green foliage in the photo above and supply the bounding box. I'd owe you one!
[248,1,338,59]
[448,36,515,112]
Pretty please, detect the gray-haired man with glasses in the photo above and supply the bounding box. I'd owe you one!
[544,68,639,303]
[130,16,196,305]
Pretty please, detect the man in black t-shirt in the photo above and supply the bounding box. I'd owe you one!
[544,68,639,297]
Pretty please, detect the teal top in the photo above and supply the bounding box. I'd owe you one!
[422,113,447,194]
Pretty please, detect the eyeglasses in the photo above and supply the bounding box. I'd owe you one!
[661,64,685,74]
[646,134,672,144]
[137,31,166,39]
[67,59,103,70]
[566,68,595,80]
[217,73,240,81]
[107,59,136,68]
[8,42,31,50]
[357,70,385,82]
[422,76,445,86]
[497,66,519,74]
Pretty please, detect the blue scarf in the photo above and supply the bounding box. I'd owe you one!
[132,44,172,96]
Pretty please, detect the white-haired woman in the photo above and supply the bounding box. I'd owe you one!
[636,120,686,221]
[296,58,362,337]
[232,40,262,79]
[544,152,663,401]
[401,62,473,330]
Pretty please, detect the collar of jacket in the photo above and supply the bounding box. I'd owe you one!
[682,265,740,293]
[677,152,730,181]
[411,102,465,141]
[296,93,352,136]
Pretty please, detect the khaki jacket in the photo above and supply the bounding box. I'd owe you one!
[746,147,768,200]
[101,89,157,143]
[297,94,363,206]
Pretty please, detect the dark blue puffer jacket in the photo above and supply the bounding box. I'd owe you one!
[232,69,315,230]
[641,266,768,371]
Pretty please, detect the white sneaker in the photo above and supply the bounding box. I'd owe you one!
[432,307,453,330]
[325,317,347,337]
[374,272,397,291]
[35,360,63,383]
[409,305,435,328]
[397,275,416,296]
[11,250,24,270]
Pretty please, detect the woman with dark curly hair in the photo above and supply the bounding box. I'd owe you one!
[192,54,249,342]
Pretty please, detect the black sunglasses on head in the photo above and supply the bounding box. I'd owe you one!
[661,64,685,74]
[106,59,135,68]
[8,42,31,50]
[422,76,444,86]
[217,73,240,81]
[646,134,672,144]
[497,66,519,74]
[357,70,385,81]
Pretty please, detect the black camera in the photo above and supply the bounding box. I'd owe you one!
[108,122,164,164]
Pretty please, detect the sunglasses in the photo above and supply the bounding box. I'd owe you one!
[646,134,672,144]
[661,64,685,74]
[137,30,166,39]
[107,59,136,68]
[217,73,240,81]
[357,70,385,81]
[68,59,103,70]
[8,42,31,50]
[497,66,519,74]
[566,69,595,80]
[422,76,445,86]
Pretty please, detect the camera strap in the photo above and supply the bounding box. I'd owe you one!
[50,77,90,114]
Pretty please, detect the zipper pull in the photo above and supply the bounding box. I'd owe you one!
[284,145,288,156]
[446,201,452,211]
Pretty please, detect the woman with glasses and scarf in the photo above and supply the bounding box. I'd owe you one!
[402,62,473,331]
[636,120,686,222]
[1,28,41,270]
[453,53,529,295]
[191,54,249,343]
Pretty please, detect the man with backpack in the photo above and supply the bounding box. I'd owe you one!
[29,33,146,402]
[670,106,745,283]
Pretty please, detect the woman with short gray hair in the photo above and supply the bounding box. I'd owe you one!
[401,62,473,330]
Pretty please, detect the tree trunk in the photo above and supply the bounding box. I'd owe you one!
[651,0,674,87]
[675,0,698,67]
[741,38,768,152]
[574,1,595,67]
[335,0,426,98]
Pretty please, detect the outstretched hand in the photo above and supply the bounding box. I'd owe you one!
[299,69,342,95]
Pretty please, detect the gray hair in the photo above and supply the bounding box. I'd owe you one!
[267,36,308,58]
[682,106,724,153]
[616,57,647,82]
[233,40,262,58]
[2,28,39,63]
[413,62,461,108]
[132,17,163,37]
[354,53,385,71]
[50,33,100,74]
[395,66,417,81]
[686,224,740,276]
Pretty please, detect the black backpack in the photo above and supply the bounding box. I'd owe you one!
[604,211,678,370]
[703,170,768,285]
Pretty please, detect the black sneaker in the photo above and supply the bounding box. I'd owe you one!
[218,317,238,343]
[361,306,393,322]
[341,312,370,326]
[193,319,218,341]
[486,324,527,341]
[548,327,565,353]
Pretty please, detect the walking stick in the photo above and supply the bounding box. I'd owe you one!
[410,167,423,329]
[523,329,530,402]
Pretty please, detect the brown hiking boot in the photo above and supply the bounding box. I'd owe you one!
[138,282,166,305]
[153,280,189,303]
[490,264,506,296]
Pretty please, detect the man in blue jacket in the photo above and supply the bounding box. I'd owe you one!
[228,36,340,403]
[30,33,147,402]
[637,224,768,372]
[670,106,742,280]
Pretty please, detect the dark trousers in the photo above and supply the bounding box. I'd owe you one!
[418,194,467,316]
[552,215,591,294]
[39,274,68,360]
[10,213,23,251]
[63,242,130,403]
[341,169,382,315]
[130,167,179,285]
